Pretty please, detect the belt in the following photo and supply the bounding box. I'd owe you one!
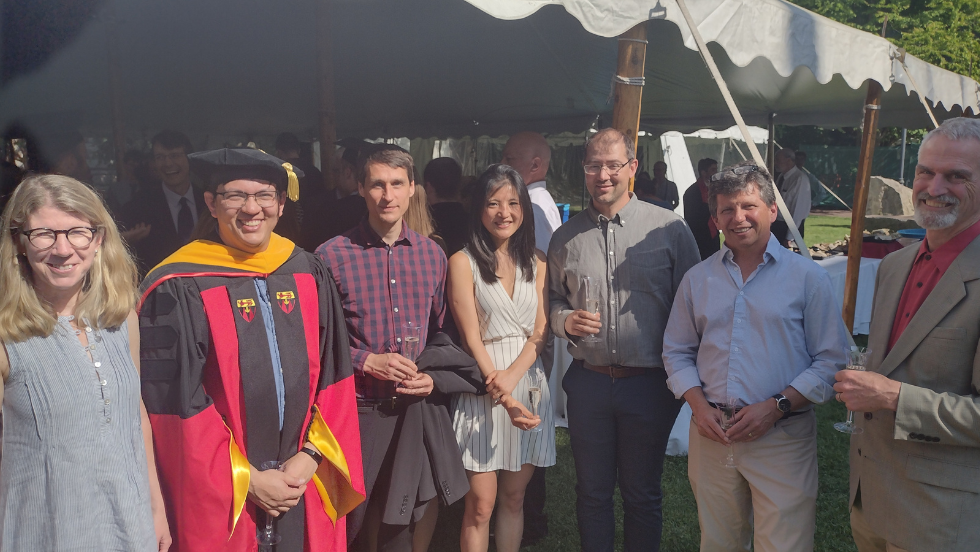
[707,401,809,419]
[356,396,410,410]
[582,362,648,378]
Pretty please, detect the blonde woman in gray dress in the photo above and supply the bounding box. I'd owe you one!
[448,164,556,552]
[0,175,170,550]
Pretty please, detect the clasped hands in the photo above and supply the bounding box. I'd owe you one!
[486,368,541,431]
[247,448,320,517]
[691,399,782,446]
[363,352,434,396]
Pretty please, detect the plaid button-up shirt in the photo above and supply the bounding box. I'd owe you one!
[316,219,447,399]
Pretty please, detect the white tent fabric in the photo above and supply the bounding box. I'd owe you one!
[1,0,976,144]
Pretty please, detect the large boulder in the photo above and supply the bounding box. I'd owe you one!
[866,176,914,216]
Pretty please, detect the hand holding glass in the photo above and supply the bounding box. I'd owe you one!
[834,346,871,434]
[523,369,544,433]
[256,461,282,550]
[719,397,738,468]
[581,276,601,343]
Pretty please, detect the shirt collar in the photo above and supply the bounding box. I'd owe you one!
[357,218,415,248]
[161,182,195,210]
[916,217,980,272]
[586,193,640,227]
[526,181,547,191]
[721,233,781,266]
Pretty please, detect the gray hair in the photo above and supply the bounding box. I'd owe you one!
[707,160,777,216]
[920,117,980,150]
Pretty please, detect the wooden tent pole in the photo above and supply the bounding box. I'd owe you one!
[105,0,127,182]
[674,0,811,260]
[315,0,338,191]
[611,22,647,192]
[842,80,883,333]
[766,112,776,175]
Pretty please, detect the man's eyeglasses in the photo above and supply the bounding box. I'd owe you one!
[710,165,761,182]
[583,159,634,176]
[17,227,101,250]
[214,190,280,209]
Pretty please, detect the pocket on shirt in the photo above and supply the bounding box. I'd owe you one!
[627,247,671,295]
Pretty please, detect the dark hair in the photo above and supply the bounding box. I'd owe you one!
[584,128,635,161]
[633,172,655,195]
[275,132,301,154]
[467,164,536,285]
[339,139,369,168]
[356,144,414,184]
[151,130,193,154]
[707,160,776,216]
[697,157,718,175]
[424,157,462,199]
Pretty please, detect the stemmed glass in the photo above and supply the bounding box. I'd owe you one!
[257,460,283,551]
[719,396,738,468]
[581,276,601,343]
[523,369,544,433]
[835,346,872,434]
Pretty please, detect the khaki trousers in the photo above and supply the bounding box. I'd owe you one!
[688,410,818,552]
[850,499,910,552]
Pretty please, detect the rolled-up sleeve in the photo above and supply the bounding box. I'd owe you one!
[790,270,847,404]
[662,272,704,399]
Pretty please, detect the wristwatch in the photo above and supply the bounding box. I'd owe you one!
[772,394,792,418]
[299,447,323,465]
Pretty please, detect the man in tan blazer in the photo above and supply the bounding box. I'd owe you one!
[835,117,980,552]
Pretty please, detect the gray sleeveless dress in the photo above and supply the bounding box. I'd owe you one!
[1,317,156,551]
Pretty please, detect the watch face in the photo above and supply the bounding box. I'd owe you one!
[775,395,791,412]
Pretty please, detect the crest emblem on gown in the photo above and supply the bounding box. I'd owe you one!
[276,291,296,314]
[236,298,256,322]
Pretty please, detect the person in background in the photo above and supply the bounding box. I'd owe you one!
[406,184,447,255]
[794,151,826,206]
[302,140,369,250]
[683,158,721,260]
[549,128,699,552]
[449,164,554,552]
[0,174,170,550]
[769,148,810,247]
[121,130,205,275]
[500,131,561,544]
[275,132,325,238]
[650,161,679,211]
[317,144,447,552]
[424,157,468,256]
[837,117,980,552]
[664,160,847,552]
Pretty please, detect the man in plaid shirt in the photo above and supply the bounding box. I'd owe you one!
[316,144,447,552]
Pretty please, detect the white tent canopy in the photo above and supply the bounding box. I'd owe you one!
[1,0,976,144]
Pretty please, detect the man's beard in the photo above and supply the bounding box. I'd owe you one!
[913,192,959,229]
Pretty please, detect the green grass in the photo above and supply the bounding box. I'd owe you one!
[428,400,861,551]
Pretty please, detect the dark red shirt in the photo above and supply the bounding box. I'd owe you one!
[317,219,447,399]
[888,218,980,351]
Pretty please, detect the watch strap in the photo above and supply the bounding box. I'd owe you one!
[299,447,323,465]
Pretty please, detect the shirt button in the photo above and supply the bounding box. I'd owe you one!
[610,325,616,330]
[739,291,744,296]
[609,300,616,305]
[85,327,92,333]
[391,279,396,284]
[394,307,399,313]
[396,338,402,343]
[916,282,923,288]
[100,379,107,386]
[608,251,614,255]
[104,399,111,405]
[734,347,739,352]
[611,349,616,354]
[94,361,101,368]
[925,254,932,261]
[105,417,111,423]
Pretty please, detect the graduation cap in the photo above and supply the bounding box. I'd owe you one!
[188,147,305,201]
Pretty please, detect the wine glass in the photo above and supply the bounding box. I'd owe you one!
[256,460,283,551]
[581,276,601,343]
[835,346,872,434]
[719,396,738,468]
[401,322,422,363]
[523,368,544,433]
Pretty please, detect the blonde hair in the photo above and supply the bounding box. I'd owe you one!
[405,184,436,238]
[0,174,138,342]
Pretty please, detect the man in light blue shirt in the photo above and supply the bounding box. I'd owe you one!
[662,160,847,552]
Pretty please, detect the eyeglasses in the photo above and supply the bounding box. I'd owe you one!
[214,190,280,209]
[583,159,634,175]
[710,165,761,182]
[17,227,101,250]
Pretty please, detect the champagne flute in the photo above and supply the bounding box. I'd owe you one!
[719,396,738,468]
[581,276,601,343]
[256,460,283,551]
[523,368,543,433]
[401,322,422,363]
[835,346,871,434]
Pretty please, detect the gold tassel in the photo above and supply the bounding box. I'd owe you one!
[283,162,300,202]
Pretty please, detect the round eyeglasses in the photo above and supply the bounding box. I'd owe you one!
[214,190,281,209]
[17,227,101,250]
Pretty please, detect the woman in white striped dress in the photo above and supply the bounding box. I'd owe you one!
[448,164,556,552]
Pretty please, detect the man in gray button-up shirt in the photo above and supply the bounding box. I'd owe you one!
[548,128,699,552]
